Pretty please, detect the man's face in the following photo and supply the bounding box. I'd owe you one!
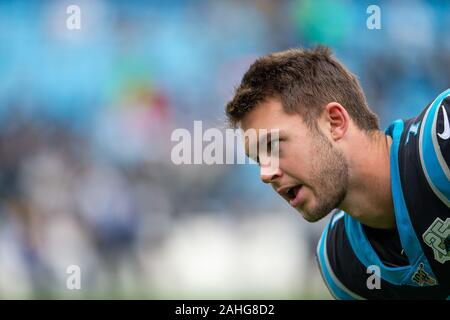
[241,98,349,222]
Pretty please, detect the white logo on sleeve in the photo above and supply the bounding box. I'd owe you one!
[437,105,450,140]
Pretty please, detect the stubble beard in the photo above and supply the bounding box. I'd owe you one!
[300,129,349,222]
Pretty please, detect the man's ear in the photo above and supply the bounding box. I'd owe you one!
[324,102,349,141]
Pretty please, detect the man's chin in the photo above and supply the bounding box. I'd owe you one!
[296,206,330,223]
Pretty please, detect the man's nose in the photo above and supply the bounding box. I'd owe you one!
[260,166,282,184]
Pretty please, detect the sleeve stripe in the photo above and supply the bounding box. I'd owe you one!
[432,94,450,181]
[316,222,365,300]
[419,89,450,207]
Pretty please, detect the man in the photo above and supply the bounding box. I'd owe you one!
[225,46,449,299]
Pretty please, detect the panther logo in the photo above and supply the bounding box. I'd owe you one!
[411,263,437,286]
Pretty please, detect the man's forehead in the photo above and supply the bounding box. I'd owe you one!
[240,98,285,129]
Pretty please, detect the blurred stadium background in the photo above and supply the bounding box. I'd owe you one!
[0,0,449,299]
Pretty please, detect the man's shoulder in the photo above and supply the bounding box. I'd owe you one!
[386,88,450,209]
[415,88,450,207]
[387,89,450,290]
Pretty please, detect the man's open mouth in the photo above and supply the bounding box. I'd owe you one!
[286,185,302,200]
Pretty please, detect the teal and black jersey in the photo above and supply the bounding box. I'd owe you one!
[316,89,450,299]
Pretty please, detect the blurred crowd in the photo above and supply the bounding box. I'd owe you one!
[0,0,449,298]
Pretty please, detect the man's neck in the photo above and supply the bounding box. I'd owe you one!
[339,131,396,229]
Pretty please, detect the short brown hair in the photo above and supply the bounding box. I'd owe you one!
[225,46,379,131]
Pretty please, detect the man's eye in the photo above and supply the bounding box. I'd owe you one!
[267,139,280,155]
[270,140,279,151]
